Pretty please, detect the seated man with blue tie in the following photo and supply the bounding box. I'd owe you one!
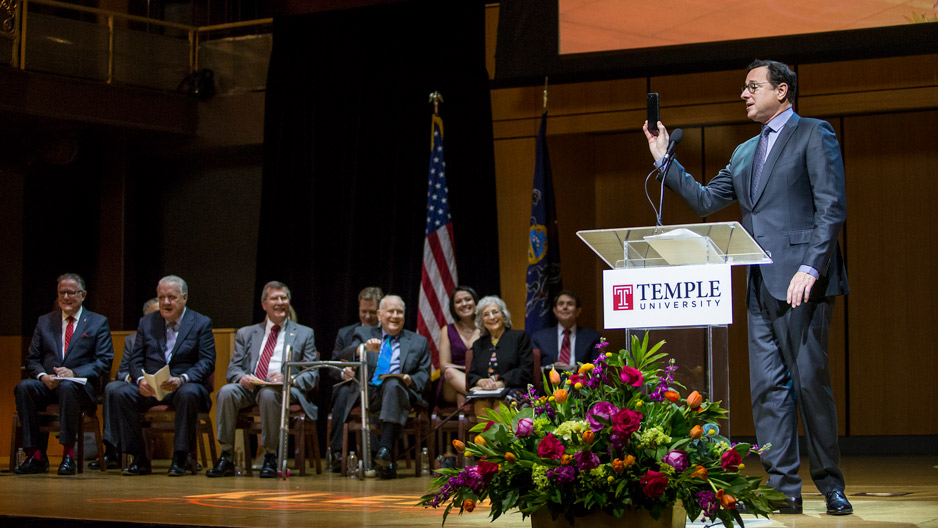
[207,281,318,478]
[14,273,114,475]
[110,275,216,476]
[333,294,431,479]
[531,290,602,371]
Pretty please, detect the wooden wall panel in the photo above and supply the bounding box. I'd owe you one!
[0,336,23,466]
[844,110,938,436]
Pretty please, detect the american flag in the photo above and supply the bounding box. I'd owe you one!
[417,114,458,370]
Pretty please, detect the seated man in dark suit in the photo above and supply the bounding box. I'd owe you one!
[328,285,382,472]
[110,275,216,476]
[208,281,318,478]
[14,273,114,475]
[91,297,159,470]
[531,290,602,370]
[332,294,431,479]
[332,286,383,355]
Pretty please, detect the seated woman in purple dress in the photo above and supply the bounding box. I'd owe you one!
[438,286,480,408]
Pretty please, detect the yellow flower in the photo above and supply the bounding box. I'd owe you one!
[578,363,594,374]
[607,475,615,483]
[606,352,613,357]
[474,435,486,447]
[635,400,643,407]
[622,454,636,467]
[738,463,745,470]
[504,452,516,463]
[574,382,583,390]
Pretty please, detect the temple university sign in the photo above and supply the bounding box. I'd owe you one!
[603,264,733,328]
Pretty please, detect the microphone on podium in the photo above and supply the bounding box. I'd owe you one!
[656,128,683,182]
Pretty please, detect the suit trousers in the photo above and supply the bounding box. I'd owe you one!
[215,383,293,453]
[15,378,95,449]
[110,381,211,457]
[101,380,130,449]
[328,377,414,452]
[747,271,845,496]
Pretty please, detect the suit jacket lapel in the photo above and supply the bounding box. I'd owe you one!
[65,314,90,359]
[282,320,298,364]
[752,114,800,205]
[738,137,759,209]
[169,311,194,361]
[53,312,64,359]
[248,322,265,371]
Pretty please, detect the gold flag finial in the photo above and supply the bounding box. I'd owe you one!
[429,91,444,115]
[543,76,549,112]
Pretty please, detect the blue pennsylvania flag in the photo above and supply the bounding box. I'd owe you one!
[524,110,562,334]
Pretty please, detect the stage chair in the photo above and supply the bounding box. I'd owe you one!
[9,374,107,473]
[139,374,217,472]
[341,395,433,477]
[235,392,322,476]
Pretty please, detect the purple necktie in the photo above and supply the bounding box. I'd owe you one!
[750,126,772,201]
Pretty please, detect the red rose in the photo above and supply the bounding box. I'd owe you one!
[476,460,499,481]
[611,408,642,436]
[639,470,669,498]
[721,448,742,471]
[537,433,566,460]
[620,366,644,387]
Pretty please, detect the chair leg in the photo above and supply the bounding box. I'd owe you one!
[10,413,20,472]
[297,416,306,477]
[242,425,253,476]
[309,420,322,475]
[76,415,85,475]
[341,422,349,476]
[89,414,106,472]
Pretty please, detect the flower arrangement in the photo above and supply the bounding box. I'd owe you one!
[420,333,785,526]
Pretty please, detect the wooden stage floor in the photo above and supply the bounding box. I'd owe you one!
[0,455,936,528]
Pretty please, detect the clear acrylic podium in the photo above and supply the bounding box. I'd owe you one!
[577,221,771,438]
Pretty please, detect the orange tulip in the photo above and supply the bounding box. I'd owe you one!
[622,454,636,467]
[474,435,486,447]
[611,458,625,473]
[463,498,476,512]
[553,388,568,404]
[504,452,516,463]
[686,390,703,410]
[716,489,737,509]
[664,390,680,403]
[581,430,595,444]
[549,368,561,386]
[452,439,466,452]
[690,465,708,480]
[690,425,703,439]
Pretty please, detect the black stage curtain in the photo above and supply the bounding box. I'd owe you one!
[256,0,499,358]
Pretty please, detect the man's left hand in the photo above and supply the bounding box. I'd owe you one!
[402,374,412,386]
[161,376,182,391]
[53,366,74,378]
[787,271,817,308]
[268,372,284,384]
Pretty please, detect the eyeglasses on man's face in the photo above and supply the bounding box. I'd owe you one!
[741,81,773,94]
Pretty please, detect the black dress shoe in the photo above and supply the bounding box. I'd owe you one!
[88,454,120,470]
[330,454,343,473]
[374,446,392,468]
[206,454,235,478]
[377,461,397,480]
[259,453,278,478]
[776,496,803,514]
[58,454,78,475]
[14,456,49,475]
[825,490,853,515]
[121,457,152,476]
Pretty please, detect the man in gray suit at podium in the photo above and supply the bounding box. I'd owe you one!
[643,59,852,516]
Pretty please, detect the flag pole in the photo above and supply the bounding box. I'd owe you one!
[543,76,549,112]
[429,90,443,116]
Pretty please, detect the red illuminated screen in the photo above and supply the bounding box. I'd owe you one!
[559,0,938,55]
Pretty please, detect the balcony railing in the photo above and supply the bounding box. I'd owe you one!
[0,0,272,93]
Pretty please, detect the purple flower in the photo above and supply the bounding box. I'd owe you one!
[587,401,618,432]
[696,490,719,520]
[516,418,534,438]
[663,449,689,472]
[574,450,600,472]
[547,465,576,484]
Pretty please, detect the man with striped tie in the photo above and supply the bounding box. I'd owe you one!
[207,281,318,478]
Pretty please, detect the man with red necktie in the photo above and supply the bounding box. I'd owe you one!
[207,281,318,478]
[531,291,602,371]
[14,273,114,475]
